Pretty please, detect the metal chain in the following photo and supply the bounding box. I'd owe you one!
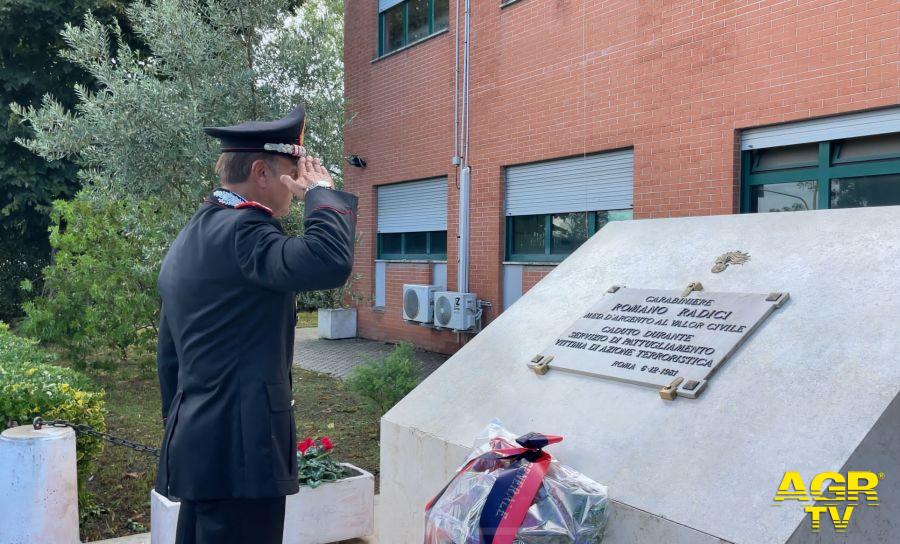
[33,417,160,458]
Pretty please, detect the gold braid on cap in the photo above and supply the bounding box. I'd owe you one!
[264,143,307,157]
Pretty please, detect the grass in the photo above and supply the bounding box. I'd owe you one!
[296,310,318,328]
[76,355,163,542]
[292,368,381,486]
[64,355,379,542]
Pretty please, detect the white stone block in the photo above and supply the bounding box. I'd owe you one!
[151,464,374,544]
[150,488,179,544]
[282,464,375,543]
[0,425,80,544]
[317,308,357,339]
[379,206,900,543]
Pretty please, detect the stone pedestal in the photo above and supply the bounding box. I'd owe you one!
[378,206,900,543]
[0,425,80,544]
[317,308,357,339]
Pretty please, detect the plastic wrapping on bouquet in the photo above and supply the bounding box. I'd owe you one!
[424,421,609,544]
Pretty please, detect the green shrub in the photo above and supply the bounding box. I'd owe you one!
[346,342,423,414]
[18,195,164,367]
[0,322,107,505]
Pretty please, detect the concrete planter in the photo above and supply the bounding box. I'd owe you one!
[317,308,357,339]
[151,464,374,544]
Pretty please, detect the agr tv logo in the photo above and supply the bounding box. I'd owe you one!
[773,471,882,532]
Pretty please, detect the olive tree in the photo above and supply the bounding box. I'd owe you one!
[13,0,346,363]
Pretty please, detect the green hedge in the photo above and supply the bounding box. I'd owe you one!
[0,322,106,502]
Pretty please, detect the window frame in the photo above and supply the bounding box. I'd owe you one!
[377,231,447,260]
[378,0,445,57]
[505,210,628,263]
[741,140,900,213]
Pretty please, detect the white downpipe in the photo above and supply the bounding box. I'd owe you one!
[457,0,472,293]
[462,0,471,167]
[458,166,470,293]
[453,0,461,163]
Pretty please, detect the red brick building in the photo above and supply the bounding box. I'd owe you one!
[343,0,900,354]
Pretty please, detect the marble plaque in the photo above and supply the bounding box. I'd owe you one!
[537,287,788,398]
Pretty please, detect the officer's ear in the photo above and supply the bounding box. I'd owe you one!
[249,158,272,187]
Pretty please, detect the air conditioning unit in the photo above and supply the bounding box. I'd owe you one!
[433,291,478,331]
[402,284,438,323]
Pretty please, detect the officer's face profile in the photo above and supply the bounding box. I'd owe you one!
[248,155,297,217]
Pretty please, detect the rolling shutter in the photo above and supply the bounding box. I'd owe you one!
[741,107,900,150]
[505,149,633,216]
[379,0,404,12]
[377,177,448,233]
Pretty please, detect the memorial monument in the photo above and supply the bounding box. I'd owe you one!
[378,206,900,543]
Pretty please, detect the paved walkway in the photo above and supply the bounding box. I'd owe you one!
[292,328,448,379]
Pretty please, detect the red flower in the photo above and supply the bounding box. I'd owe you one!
[320,436,334,452]
[297,437,315,455]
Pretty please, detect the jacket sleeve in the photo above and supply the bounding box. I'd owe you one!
[157,305,179,424]
[234,187,358,293]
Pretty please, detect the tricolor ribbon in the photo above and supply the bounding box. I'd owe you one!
[426,432,563,544]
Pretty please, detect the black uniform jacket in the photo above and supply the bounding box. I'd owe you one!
[154,187,357,500]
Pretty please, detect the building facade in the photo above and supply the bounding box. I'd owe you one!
[343,0,900,354]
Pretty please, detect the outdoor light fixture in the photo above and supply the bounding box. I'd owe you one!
[345,155,367,168]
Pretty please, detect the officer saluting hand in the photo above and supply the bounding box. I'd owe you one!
[154,106,357,544]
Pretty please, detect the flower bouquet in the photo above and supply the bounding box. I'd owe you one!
[296,436,349,488]
[424,420,609,544]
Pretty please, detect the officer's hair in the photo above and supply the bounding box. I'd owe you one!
[215,152,277,184]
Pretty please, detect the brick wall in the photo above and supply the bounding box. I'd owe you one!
[357,262,455,352]
[344,0,900,354]
[521,265,556,294]
[343,1,461,353]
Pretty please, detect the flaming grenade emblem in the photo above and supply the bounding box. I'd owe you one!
[712,251,750,273]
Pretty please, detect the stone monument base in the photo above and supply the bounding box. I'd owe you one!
[378,206,900,543]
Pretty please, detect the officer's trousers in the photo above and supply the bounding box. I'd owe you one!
[174,496,286,544]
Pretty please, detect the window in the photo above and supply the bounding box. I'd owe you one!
[506,210,633,262]
[407,0,431,42]
[378,0,450,57]
[429,229,447,255]
[380,233,402,254]
[831,174,900,209]
[742,133,900,213]
[512,214,544,254]
[550,212,589,255]
[833,133,900,163]
[381,4,404,54]
[750,144,819,172]
[750,181,818,213]
[378,231,447,260]
[377,177,447,259]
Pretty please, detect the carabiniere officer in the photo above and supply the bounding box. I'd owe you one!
[154,105,358,544]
